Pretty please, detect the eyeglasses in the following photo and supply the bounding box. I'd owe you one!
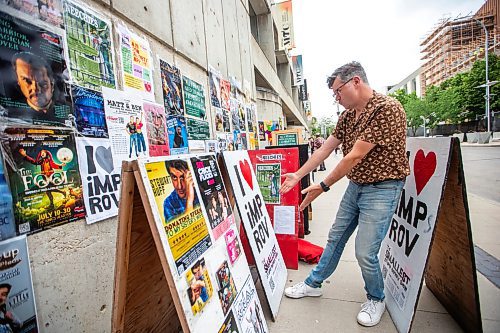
[332,78,353,98]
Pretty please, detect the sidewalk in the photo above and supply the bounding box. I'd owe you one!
[266,153,500,333]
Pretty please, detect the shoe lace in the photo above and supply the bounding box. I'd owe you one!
[292,282,306,291]
[361,300,377,315]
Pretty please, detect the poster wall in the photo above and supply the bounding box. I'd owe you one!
[76,137,121,224]
[72,85,108,138]
[160,60,184,116]
[62,0,116,91]
[144,101,169,157]
[380,137,452,333]
[102,87,149,167]
[4,128,84,234]
[223,150,287,320]
[0,12,72,126]
[167,116,189,155]
[183,76,206,119]
[0,235,38,333]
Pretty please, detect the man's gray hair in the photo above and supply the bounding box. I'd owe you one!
[326,61,369,88]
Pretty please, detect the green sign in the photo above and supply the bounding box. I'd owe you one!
[187,118,210,140]
[183,77,206,118]
[277,133,298,146]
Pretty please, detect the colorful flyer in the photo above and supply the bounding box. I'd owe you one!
[185,257,213,315]
[224,226,241,265]
[0,12,72,126]
[144,101,169,157]
[76,137,121,224]
[183,76,205,119]
[215,261,237,316]
[72,85,108,138]
[2,0,64,28]
[220,79,230,111]
[218,310,239,333]
[256,164,281,204]
[145,159,212,275]
[62,0,116,91]
[0,235,39,332]
[167,116,189,155]
[4,128,85,234]
[190,155,234,240]
[160,60,184,116]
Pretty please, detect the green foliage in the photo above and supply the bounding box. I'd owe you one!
[310,115,336,136]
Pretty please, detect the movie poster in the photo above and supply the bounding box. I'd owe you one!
[2,0,64,28]
[209,69,221,108]
[144,101,169,157]
[256,164,281,204]
[76,137,120,224]
[190,155,234,240]
[183,76,205,119]
[220,78,230,111]
[232,276,268,333]
[0,235,38,333]
[4,128,84,234]
[0,12,72,126]
[145,159,212,275]
[0,154,16,240]
[118,25,154,98]
[218,310,239,333]
[167,115,189,155]
[160,60,184,116]
[62,0,116,91]
[102,87,149,168]
[185,257,213,315]
[72,85,108,138]
[224,226,241,265]
[215,260,237,316]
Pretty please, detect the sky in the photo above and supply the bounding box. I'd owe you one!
[291,0,487,120]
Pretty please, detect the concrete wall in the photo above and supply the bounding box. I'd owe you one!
[17,0,255,332]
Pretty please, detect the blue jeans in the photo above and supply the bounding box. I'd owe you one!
[305,179,404,301]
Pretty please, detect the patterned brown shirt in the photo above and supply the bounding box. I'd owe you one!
[332,91,410,184]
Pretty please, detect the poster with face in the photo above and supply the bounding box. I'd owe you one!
[167,115,189,155]
[215,261,237,316]
[0,12,72,126]
[72,85,108,138]
[144,101,169,157]
[2,0,64,28]
[185,257,213,315]
[160,60,184,116]
[220,78,230,111]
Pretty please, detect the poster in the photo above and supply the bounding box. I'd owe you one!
[102,87,149,167]
[167,115,189,155]
[187,118,210,141]
[380,137,452,333]
[0,154,16,240]
[62,0,116,91]
[223,150,287,320]
[4,128,84,234]
[160,60,184,116]
[218,310,239,333]
[246,104,255,133]
[0,12,72,126]
[183,76,205,119]
[215,261,237,316]
[0,235,38,333]
[205,140,218,154]
[232,276,268,333]
[215,108,230,133]
[72,85,108,138]
[118,25,154,98]
[2,0,64,28]
[230,99,240,131]
[256,164,281,204]
[220,79,230,111]
[216,133,228,152]
[186,257,213,316]
[209,69,221,108]
[258,122,265,141]
[144,101,169,157]
[190,155,234,240]
[224,226,241,265]
[145,159,212,275]
[76,137,121,224]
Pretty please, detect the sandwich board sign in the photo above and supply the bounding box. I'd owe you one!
[112,154,269,333]
[380,137,482,333]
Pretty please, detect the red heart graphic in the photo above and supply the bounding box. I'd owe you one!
[239,159,253,190]
[413,149,437,195]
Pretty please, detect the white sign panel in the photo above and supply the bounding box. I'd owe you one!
[223,150,287,320]
[380,137,452,333]
[76,137,121,224]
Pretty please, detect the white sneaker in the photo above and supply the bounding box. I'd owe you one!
[284,282,322,299]
[357,299,385,327]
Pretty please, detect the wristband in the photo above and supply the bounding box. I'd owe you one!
[320,181,330,192]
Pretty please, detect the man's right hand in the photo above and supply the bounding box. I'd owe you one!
[279,173,300,194]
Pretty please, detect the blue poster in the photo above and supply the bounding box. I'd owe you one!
[0,154,16,240]
[72,86,108,138]
[167,116,189,155]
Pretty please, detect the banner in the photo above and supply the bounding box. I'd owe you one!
[3,0,64,28]
[167,115,189,155]
[183,76,206,119]
[0,235,38,333]
[118,25,154,98]
[292,55,303,86]
[102,87,149,167]
[76,137,121,224]
[299,79,308,101]
[275,0,295,50]
[4,128,84,234]
[0,154,16,240]
[72,85,108,138]
[187,118,210,141]
[0,12,72,126]
[160,60,184,116]
[62,0,116,90]
[145,159,212,275]
[144,101,169,157]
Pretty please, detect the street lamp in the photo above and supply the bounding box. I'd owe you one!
[420,115,429,137]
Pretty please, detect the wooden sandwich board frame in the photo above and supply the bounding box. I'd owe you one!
[381,137,482,333]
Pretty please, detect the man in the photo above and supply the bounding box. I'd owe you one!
[12,52,54,113]
[0,283,22,333]
[280,61,409,327]
[173,126,184,148]
[163,160,199,222]
[314,134,326,171]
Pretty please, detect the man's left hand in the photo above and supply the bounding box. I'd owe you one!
[299,183,325,211]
